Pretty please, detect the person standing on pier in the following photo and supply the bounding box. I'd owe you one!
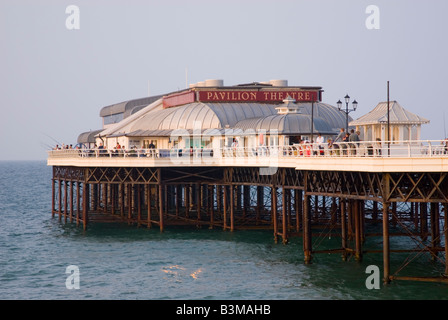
[348,129,360,155]
[443,138,448,154]
[316,133,325,155]
[334,128,345,142]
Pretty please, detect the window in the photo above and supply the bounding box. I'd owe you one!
[103,113,124,125]
[143,139,157,148]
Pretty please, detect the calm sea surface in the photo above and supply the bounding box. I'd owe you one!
[0,161,446,300]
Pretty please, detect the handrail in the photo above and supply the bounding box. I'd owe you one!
[48,140,448,160]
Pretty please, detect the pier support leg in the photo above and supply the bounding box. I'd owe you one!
[137,184,142,227]
[223,185,227,230]
[430,202,440,260]
[185,184,190,219]
[341,198,347,261]
[175,185,180,218]
[383,202,390,284]
[444,203,448,276]
[372,201,378,222]
[69,181,74,223]
[272,186,278,243]
[347,199,353,241]
[209,185,215,229]
[420,202,428,241]
[217,185,222,216]
[103,183,108,213]
[76,182,80,226]
[51,179,56,218]
[256,186,263,225]
[64,180,68,223]
[354,200,362,261]
[303,194,312,264]
[120,183,124,219]
[82,183,89,231]
[58,179,62,221]
[127,184,132,224]
[111,184,116,215]
[282,187,288,244]
[230,184,234,232]
[197,183,201,223]
[147,184,152,229]
[295,189,302,233]
[243,185,250,219]
[159,184,164,232]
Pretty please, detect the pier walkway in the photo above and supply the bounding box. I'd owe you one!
[48,140,448,172]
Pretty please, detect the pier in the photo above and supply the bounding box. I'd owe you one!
[48,140,448,284]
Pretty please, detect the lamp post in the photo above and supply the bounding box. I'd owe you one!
[387,81,390,156]
[337,94,358,134]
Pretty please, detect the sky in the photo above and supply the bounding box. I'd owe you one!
[1,0,447,160]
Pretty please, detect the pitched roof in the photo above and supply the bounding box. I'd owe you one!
[99,95,164,118]
[77,129,104,143]
[349,101,430,126]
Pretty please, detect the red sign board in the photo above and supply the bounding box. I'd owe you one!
[163,91,195,108]
[198,90,318,103]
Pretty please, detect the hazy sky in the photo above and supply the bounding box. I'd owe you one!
[1,0,447,160]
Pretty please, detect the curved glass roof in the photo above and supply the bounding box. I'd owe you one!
[234,113,334,135]
[125,101,347,136]
[128,102,279,132]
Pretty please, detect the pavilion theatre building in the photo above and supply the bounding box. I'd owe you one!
[78,80,350,152]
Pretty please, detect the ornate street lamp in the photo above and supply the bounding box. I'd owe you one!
[337,94,358,133]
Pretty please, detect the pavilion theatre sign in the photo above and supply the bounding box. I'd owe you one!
[162,89,321,108]
[197,90,318,103]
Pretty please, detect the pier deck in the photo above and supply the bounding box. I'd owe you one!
[47,140,448,284]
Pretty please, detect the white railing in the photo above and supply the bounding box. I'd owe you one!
[48,140,448,160]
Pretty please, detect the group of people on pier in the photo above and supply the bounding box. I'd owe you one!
[50,134,448,159]
[292,128,368,157]
[53,144,79,150]
[325,128,372,156]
